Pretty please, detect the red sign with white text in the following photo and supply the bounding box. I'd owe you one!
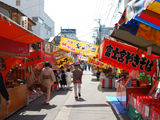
[98,39,157,76]
[23,51,55,66]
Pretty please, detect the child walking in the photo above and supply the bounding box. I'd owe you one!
[66,69,72,89]
[60,70,67,89]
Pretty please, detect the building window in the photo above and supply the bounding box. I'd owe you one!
[38,17,44,24]
[16,0,20,6]
[32,17,44,24]
[32,17,38,22]
[44,23,51,32]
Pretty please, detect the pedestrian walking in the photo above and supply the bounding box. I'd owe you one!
[40,62,56,104]
[88,63,91,71]
[53,70,60,90]
[65,69,72,89]
[60,70,67,89]
[72,64,83,99]
[80,61,84,71]
[96,68,101,81]
[84,61,87,71]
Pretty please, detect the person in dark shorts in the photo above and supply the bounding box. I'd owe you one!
[60,70,67,89]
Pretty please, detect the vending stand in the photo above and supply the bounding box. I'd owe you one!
[109,1,160,119]
[22,51,55,103]
[0,14,42,119]
[98,38,159,119]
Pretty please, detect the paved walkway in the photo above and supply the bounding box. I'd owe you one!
[7,70,130,120]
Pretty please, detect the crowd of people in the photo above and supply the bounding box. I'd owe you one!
[0,60,91,107]
[39,61,91,103]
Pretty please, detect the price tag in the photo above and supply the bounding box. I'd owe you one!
[145,105,149,117]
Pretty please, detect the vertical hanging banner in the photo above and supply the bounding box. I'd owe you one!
[98,39,157,76]
[20,16,28,29]
[59,37,99,57]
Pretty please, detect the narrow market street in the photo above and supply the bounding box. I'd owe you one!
[6,70,130,120]
[0,1,160,120]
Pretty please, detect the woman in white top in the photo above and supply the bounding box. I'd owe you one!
[65,69,73,89]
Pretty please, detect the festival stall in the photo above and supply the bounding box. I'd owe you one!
[109,1,160,119]
[98,38,158,110]
[0,14,42,119]
[56,56,73,69]
[111,0,160,120]
[88,57,107,87]
[22,51,55,103]
[51,49,68,59]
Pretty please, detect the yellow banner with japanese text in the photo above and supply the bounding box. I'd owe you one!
[88,57,107,69]
[59,37,99,57]
[56,56,73,68]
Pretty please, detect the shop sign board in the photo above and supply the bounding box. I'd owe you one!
[99,39,157,75]
[20,16,28,29]
[23,51,54,66]
[59,37,99,57]
[88,57,107,69]
[56,56,73,68]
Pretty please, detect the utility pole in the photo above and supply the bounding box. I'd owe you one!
[95,19,101,45]
[98,19,101,45]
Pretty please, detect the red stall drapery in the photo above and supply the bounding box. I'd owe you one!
[0,14,43,80]
[98,39,158,76]
[0,36,29,56]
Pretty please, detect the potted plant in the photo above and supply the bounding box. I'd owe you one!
[137,72,151,87]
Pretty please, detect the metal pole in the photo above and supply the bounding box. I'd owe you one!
[157,58,160,81]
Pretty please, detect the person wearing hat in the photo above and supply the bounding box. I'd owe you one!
[40,62,56,104]
[72,64,83,99]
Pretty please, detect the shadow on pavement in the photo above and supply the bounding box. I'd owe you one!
[6,115,46,120]
[76,97,86,102]
[6,88,71,120]
[97,84,116,92]
[26,103,57,111]
[65,103,110,108]
[91,78,99,82]
[107,102,130,120]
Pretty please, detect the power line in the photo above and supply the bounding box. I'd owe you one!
[93,0,100,19]
[104,2,114,26]
[77,23,95,33]
[94,0,103,19]
[78,30,93,38]
[97,0,106,19]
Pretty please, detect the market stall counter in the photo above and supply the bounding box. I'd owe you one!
[117,81,151,109]
[0,84,27,120]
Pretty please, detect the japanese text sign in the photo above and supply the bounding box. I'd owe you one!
[98,39,157,76]
[56,56,73,68]
[59,37,99,57]
[88,57,107,69]
[24,51,55,66]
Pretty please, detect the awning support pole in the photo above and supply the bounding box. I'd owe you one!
[157,58,160,81]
